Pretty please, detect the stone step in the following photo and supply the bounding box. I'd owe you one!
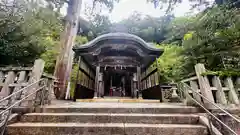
[76,98,160,103]
[43,106,202,114]
[7,123,208,135]
[20,113,199,124]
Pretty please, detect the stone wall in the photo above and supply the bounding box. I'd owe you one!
[212,114,240,135]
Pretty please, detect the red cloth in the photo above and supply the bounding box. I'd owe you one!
[109,88,113,96]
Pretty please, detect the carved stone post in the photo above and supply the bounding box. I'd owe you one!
[212,76,227,105]
[190,81,202,103]
[26,59,45,107]
[169,84,181,102]
[195,63,215,109]
[0,71,15,106]
[0,71,4,83]
[224,77,239,105]
[14,71,27,106]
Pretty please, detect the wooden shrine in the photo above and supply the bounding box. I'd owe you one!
[73,33,163,100]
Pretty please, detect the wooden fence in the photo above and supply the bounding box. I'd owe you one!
[181,63,240,108]
[0,59,55,107]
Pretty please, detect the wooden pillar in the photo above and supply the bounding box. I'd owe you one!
[131,76,134,98]
[133,73,137,98]
[94,66,100,98]
[137,67,142,99]
[153,72,156,86]
[156,58,163,102]
[73,56,81,101]
[224,77,239,105]
[145,71,147,89]
[212,76,227,105]
[98,73,103,97]
[195,63,215,108]
[87,68,90,88]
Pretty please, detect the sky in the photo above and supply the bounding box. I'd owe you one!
[102,0,196,22]
[62,0,204,22]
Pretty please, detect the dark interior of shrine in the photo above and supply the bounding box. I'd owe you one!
[102,67,134,97]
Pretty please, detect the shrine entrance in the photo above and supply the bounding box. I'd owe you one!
[103,67,134,97]
[73,33,163,99]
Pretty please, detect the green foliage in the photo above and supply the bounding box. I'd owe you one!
[152,6,240,82]
[154,44,184,82]
[109,13,173,43]
[75,36,88,44]
[0,0,63,66]
[148,0,240,12]
[202,70,240,77]
[69,63,79,98]
[164,17,196,45]
[181,6,240,75]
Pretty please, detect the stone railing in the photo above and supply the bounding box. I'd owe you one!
[0,59,55,107]
[180,63,240,108]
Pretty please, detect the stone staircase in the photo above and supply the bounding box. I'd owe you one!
[6,102,209,135]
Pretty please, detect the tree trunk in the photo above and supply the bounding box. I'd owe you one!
[54,0,82,99]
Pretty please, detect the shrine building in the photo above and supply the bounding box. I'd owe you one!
[73,33,163,100]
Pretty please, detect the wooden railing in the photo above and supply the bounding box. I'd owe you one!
[0,59,55,107]
[180,63,240,108]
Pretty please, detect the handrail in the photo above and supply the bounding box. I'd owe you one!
[183,83,240,123]
[0,79,47,135]
[0,85,45,115]
[179,82,239,135]
[0,79,44,103]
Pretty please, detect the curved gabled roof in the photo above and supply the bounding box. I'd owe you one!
[73,33,163,68]
[73,32,162,53]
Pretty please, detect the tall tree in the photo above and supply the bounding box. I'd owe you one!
[54,0,119,99]
[0,0,62,66]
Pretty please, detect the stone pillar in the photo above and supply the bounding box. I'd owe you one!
[224,77,239,105]
[26,59,45,107]
[14,71,27,102]
[94,66,100,98]
[169,84,181,102]
[190,80,202,103]
[212,76,227,105]
[0,71,15,106]
[195,63,215,109]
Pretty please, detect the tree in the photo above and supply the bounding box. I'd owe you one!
[163,16,196,45]
[110,13,173,43]
[148,0,240,13]
[181,6,240,75]
[54,0,119,99]
[155,44,184,82]
[0,0,63,66]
